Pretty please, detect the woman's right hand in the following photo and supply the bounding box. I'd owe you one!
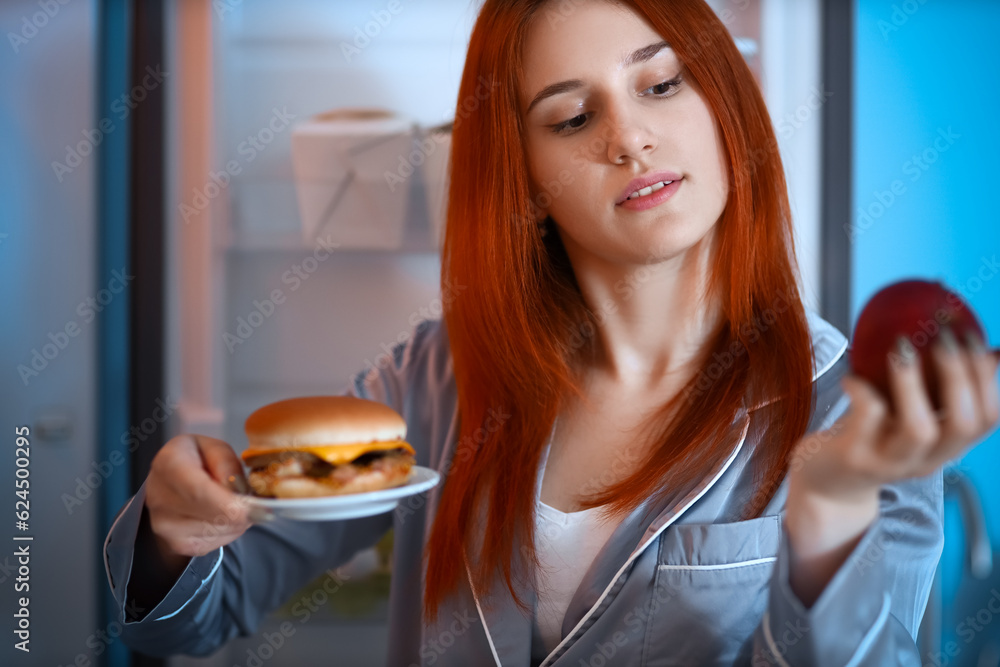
[143,434,262,568]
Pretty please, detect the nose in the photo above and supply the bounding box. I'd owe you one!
[604,104,655,164]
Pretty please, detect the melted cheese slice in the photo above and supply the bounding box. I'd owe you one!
[242,440,414,466]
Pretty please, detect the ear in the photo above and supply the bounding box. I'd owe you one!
[535,214,556,238]
[527,188,550,223]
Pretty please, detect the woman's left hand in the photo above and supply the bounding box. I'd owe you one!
[789,328,1000,504]
[781,328,999,608]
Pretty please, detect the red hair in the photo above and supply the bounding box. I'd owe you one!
[424,0,814,621]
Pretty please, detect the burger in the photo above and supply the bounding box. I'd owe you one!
[241,396,416,498]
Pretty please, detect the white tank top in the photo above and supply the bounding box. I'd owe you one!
[533,422,620,655]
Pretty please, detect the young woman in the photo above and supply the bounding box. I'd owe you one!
[106,1,999,665]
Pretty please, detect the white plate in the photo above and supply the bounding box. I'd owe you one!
[244,466,440,521]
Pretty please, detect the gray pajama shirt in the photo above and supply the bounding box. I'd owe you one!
[103,308,943,665]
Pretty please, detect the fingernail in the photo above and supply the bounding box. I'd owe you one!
[964,329,987,355]
[939,326,959,354]
[248,507,276,523]
[896,336,917,365]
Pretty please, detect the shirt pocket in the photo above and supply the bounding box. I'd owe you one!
[641,514,782,667]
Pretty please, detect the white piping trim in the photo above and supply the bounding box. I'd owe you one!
[537,415,751,667]
[464,557,504,667]
[151,547,224,621]
[844,591,891,667]
[762,587,891,667]
[104,495,136,590]
[813,337,848,382]
[762,610,794,667]
[657,556,777,571]
[111,491,225,625]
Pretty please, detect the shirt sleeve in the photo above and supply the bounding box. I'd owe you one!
[103,319,438,657]
[750,468,944,666]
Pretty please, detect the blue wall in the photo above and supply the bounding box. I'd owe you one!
[854,0,1000,656]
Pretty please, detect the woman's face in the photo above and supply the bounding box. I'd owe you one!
[520,0,730,266]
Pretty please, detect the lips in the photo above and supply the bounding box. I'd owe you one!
[615,171,684,205]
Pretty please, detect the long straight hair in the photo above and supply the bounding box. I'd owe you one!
[424,0,815,621]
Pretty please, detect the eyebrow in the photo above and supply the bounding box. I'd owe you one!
[525,40,671,114]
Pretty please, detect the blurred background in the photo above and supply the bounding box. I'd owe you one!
[0,0,997,665]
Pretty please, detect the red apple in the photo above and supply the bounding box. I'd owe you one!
[849,279,986,411]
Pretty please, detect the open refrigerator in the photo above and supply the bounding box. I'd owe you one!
[159,1,824,664]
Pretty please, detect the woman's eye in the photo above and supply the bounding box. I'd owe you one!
[645,76,683,97]
[546,76,681,135]
[550,113,589,134]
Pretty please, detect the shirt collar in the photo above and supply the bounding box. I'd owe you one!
[748,307,849,413]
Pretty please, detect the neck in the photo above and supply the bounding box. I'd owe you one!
[560,229,723,394]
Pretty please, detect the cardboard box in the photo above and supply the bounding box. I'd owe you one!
[291,109,414,249]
